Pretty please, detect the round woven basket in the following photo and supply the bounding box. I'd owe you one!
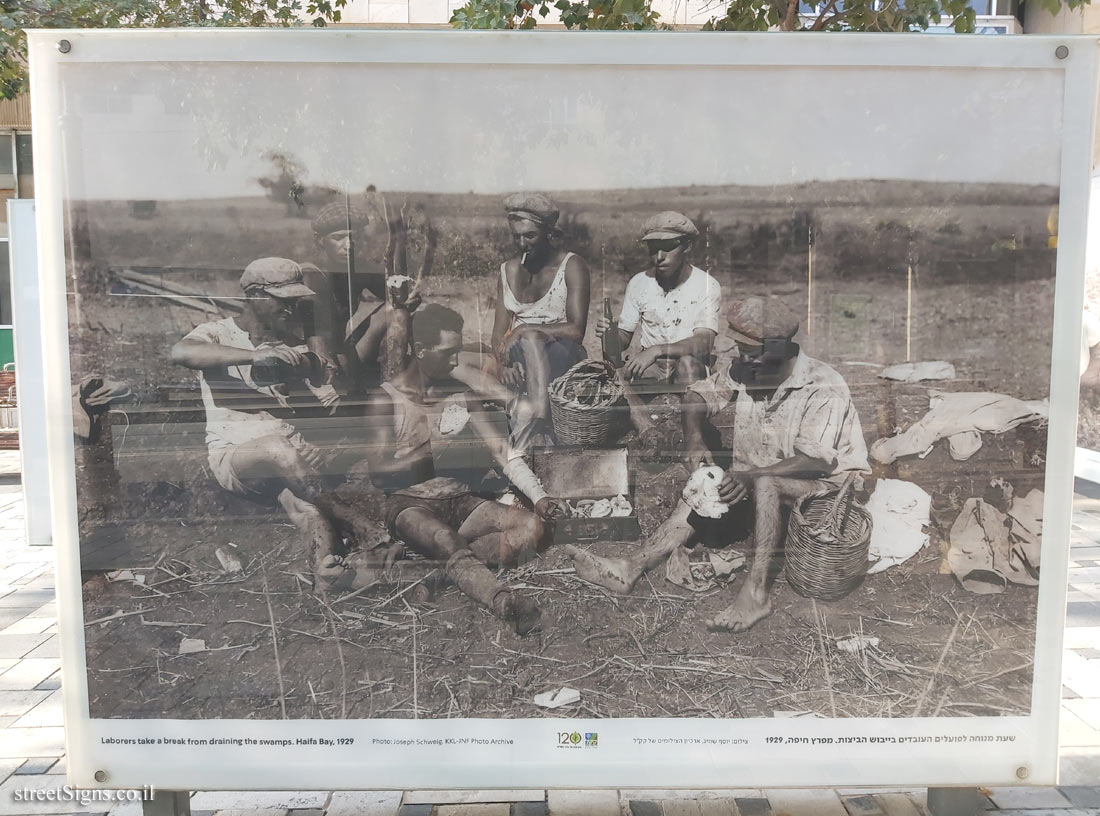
[785,475,872,602]
[549,359,624,446]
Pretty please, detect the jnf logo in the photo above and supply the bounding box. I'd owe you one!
[556,731,582,748]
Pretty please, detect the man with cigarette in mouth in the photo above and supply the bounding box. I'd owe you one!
[489,193,592,445]
[565,296,868,633]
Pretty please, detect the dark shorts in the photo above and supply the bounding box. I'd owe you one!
[508,335,586,381]
[384,492,489,537]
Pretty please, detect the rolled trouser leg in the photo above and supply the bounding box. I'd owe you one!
[446,549,540,636]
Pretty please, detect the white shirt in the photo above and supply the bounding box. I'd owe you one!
[689,352,870,485]
[619,265,721,349]
[184,317,337,449]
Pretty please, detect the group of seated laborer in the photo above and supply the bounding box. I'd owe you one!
[169,194,869,637]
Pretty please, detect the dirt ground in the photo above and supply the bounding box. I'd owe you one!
[72,181,1053,719]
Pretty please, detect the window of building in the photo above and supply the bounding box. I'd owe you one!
[0,130,34,329]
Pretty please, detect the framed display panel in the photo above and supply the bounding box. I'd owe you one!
[27,29,1097,791]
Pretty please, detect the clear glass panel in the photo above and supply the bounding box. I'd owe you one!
[55,57,1061,728]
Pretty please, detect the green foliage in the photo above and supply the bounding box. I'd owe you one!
[452,0,1093,34]
[0,0,346,100]
[450,0,659,28]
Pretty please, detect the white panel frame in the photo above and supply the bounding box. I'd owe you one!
[26,29,1100,792]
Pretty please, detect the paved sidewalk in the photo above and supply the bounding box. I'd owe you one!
[0,461,1095,815]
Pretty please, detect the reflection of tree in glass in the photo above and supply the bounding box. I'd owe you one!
[257,151,308,217]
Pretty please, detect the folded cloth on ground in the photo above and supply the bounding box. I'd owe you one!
[865,479,931,574]
[665,545,746,592]
[946,490,1042,594]
[870,390,1048,465]
[878,361,956,383]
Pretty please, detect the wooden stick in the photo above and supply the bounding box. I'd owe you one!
[262,569,288,720]
[812,600,837,718]
[913,613,962,717]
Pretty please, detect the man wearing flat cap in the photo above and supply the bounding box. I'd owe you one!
[302,201,417,394]
[595,211,721,445]
[172,258,390,593]
[566,296,868,634]
[489,193,592,443]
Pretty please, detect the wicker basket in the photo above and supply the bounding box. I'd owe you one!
[549,359,624,446]
[785,473,872,602]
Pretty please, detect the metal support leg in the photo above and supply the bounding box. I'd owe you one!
[142,790,191,816]
[927,787,980,816]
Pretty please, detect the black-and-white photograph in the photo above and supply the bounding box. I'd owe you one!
[56,55,1062,723]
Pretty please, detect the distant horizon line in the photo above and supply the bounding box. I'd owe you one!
[69,177,1062,204]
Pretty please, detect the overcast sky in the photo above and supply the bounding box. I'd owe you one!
[57,61,1065,200]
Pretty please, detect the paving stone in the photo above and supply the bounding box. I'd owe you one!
[660,803,737,816]
[0,659,60,691]
[0,617,52,636]
[1059,787,1100,808]
[1062,749,1100,786]
[628,802,662,816]
[1066,698,1100,730]
[696,803,738,816]
[14,758,57,775]
[734,799,773,816]
[1067,603,1100,628]
[405,791,543,804]
[990,810,1100,815]
[621,791,761,801]
[34,676,61,692]
[511,804,550,816]
[765,789,847,816]
[322,791,402,816]
[286,810,324,816]
[1064,684,1082,699]
[0,689,51,717]
[397,807,433,816]
[1064,627,1100,650]
[436,806,510,816]
[0,591,54,609]
[842,795,885,815]
[0,759,24,788]
[13,690,63,727]
[873,794,922,816]
[1062,709,1100,749]
[0,634,50,659]
[21,636,58,660]
[987,787,1073,809]
[1063,650,1100,699]
[547,789,619,815]
[175,791,329,811]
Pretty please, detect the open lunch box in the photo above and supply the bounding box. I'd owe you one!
[533,448,641,545]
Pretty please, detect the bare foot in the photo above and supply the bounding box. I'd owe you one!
[313,553,350,594]
[705,587,772,633]
[563,544,641,594]
[496,592,541,637]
